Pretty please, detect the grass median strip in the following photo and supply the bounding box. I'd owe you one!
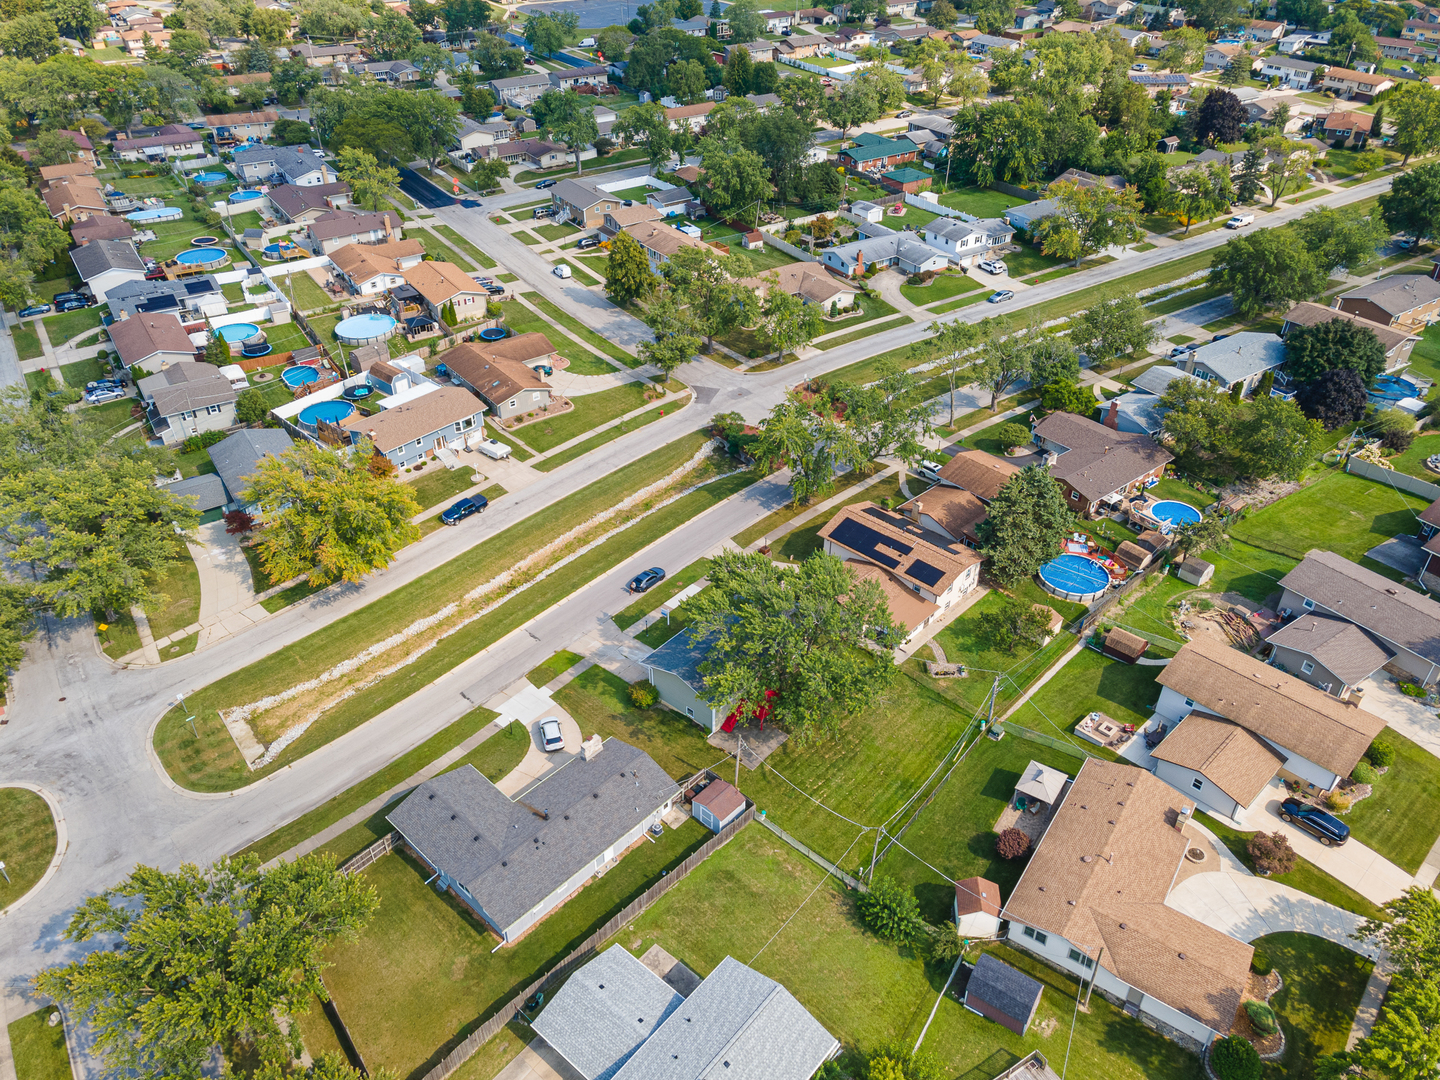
[436,224,497,269]
[818,316,912,351]
[0,788,57,911]
[522,293,639,367]
[533,402,669,472]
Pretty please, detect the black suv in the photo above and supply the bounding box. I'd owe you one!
[441,495,488,525]
[1278,797,1350,846]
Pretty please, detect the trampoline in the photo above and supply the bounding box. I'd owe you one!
[281,366,320,388]
[229,189,266,203]
[299,400,355,426]
[1038,553,1112,603]
[193,170,229,185]
[191,236,220,246]
[126,206,182,222]
[241,343,272,357]
[479,326,507,341]
[1371,375,1420,403]
[335,312,398,345]
[175,247,229,271]
[216,322,261,344]
[342,385,375,401]
[1149,500,1202,528]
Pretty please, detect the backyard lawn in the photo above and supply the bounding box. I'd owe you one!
[1384,430,1440,481]
[938,185,1026,219]
[1005,648,1162,750]
[0,788,56,911]
[514,382,649,454]
[7,1009,71,1080]
[1229,470,1432,562]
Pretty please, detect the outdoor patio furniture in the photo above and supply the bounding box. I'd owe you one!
[1144,723,1169,749]
[1121,724,1136,734]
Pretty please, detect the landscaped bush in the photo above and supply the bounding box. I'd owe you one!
[1351,761,1378,785]
[1398,682,1425,698]
[996,422,1031,450]
[1247,831,1296,876]
[179,429,227,454]
[1250,947,1272,976]
[1326,790,1352,813]
[1366,739,1396,768]
[1243,999,1279,1035]
[856,876,923,942]
[996,827,1030,860]
[1211,1034,1262,1080]
[628,680,658,708]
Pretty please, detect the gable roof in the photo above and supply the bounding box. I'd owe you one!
[1131,364,1202,397]
[936,448,1020,501]
[838,133,918,163]
[386,741,678,932]
[1266,611,1395,686]
[1186,332,1286,384]
[208,428,294,504]
[818,501,980,595]
[204,109,278,127]
[1280,302,1416,354]
[1001,759,1252,1037]
[1321,110,1374,132]
[899,485,988,545]
[405,260,487,305]
[71,216,136,244]
[267,181,352,219]
[341,385,483,454]
[71,238,145,279]
[743,261,855,305]
[328,239,425,282]
[844,559,938,632]
[1032,411,1173,502]
[1339,274,1440,317]
[440,340,552,404]
[1157,634,1387,776]
[309,208,399,242]
[624,220,712,260]
[965,953,1044,1028]
[954,876,1002,918]
[552,178,608,209]
[166,472,228,513]
[137,359,233,414]
[233,144,330,180]
[1150,712,1286,808]
[1279,548,1440,666]
[645,626,710,689]
[1325,66,1391,86]
[110,314,195,366]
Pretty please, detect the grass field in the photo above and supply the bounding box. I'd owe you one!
[1007,649,1161,751]
[939,185,1027,218]
[612,558,712,630]
[509,382,649,453]
[0,789,56,911]
[532,403,667,471]
[1229,470,1432,562]
[817,315,913,351]
[7,1009,71,1080]
[435,224,497,269]
[42,305,104,344]
[1260,932,1374,1079]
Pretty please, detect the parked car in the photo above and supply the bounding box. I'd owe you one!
[56,298,89,312]
[896,109,913,118]
[627,566,666,593]
[460,199,482,208]
[476,438,512,459]
[1131,62,1147,70]
[577,236,601,250]
[86,379,124,392]
[538,716,565,752]
[978,259,1006,275]
[988,290,1015,304]
[533,206,554,217]
[535,178,557,189]
[1278,797,1349,846]
[482,283,505,294]
[1226,213,1255,229]
[83,387,125,404]
[440,495,488,524]
[523,55,536,64]
[52,291,85,305]
[17,304,51,317]
[915,459,944,482]
[1169,345,1192,358]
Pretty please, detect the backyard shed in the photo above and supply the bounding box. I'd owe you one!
[691,777,746,833]
[963,953,1045,1035]
[1114,540,1155,571]
[1177,557,1215,586]
[1103,627,1148,664]
[954,876,1002,938]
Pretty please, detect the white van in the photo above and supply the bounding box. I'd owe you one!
[553,264,572,279]
[1226,213,1255,229]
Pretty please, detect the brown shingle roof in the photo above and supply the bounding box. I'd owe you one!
[1279,548,1440,665]
[1157,635,1386,776]
[818,501,979,595]
[743,261,855,305]
[603,204,662,231]
[899,486,988,545]
[341,385,483,454]
[955,876,1001,918]
[204,109,278,127]
[71,215,135,244]
[1421,497,1440,530]
[328,239,424,282]
[267,182,350,219]
[112,314,195,367]
[404,260,485,306]
[38,161,94,181]
[309,208,399,242]
[1150,712,1286,807]
[1103,626,1147,662]
[1280,302,1416,355]
[936,448,1020,502]
[461,331,556,366]
[692,778,746,821]
[1033,411,1173,502]
[1002,759,1253,1037]
[623,221,713,260]
[1266,612,1394,686]
[844,559,938,632]
[439,341,552,403]
[1321,110,1374,133]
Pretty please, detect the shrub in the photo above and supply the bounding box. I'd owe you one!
[1244,999,1278,1035]
[996,828,1030,860]
[1382,428,1415,453]
[856,876,923,942]
[996,422,1031,450]
[1326,790,1352,813]
[628,680,658,708]
[1366,739,1396,767]
[179,429,227,454]
[222,509,255,536]
[1212,1034,1262,1080]
[924,922,963,962]
[1351,761,1378,785]
[1250,947,1272,976]
[1248,831,1296,876]
[1398,682,1426,698]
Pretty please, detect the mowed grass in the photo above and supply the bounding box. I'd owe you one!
[406,465,483,512]
[1006,648,1163,752]
[512,382,649,453]
[898,272,985,306]
[1229,470,1433,562]
[7,1009,71,1080]
[521,293,638,367]
[612,558,712,630]
[0,788,57,911]
[435,224,496,269]
[1342,727,1440,874]
[525,649,584,686]
[532,405,667,472]
[144,553,203,641]
[1262,932,1374,1079]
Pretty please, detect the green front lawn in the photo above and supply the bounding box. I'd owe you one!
[435,224,497,269]
[999,244,1069,278]
[1229,470,1433,562]
[533,222,579,241]
[12,324,43,361]
[898,271,984,305]
[7,1009,71,1080]
[405,465,483,512]
[520,294,637,367]
[42,305,104,344]
[1342,727,1440,875]
[1260,932,1374,1079]
[145,552,203,643]
[514,382,649,453]
[59,356,105,387]
[0,788,56,911]
[530,405,668,472]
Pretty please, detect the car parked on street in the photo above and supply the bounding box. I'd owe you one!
[535,178,557,189]
[1278,797,1349,846]
[539,717,565,752]
[18,304,51,317]
[628,566,666,593]
[988,290,1014,304]
[440,494,488,524]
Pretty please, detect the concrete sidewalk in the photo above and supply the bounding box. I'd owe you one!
[188,522,266,650]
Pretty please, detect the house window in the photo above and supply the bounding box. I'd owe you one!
[415,439,422,448]
[1184,697,1194,707]
[686,707,694,717]
[1070,491,1080,500]
[1068,948,1094,969]
[1301,660,1315,675]
[508,399,517,409]
[1302,598,1315,610]
[1023,925,1035,938]
[206,404,223,415]
[1192,778,1204,791]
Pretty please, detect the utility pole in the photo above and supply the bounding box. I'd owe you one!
[1083,946,1104,1007]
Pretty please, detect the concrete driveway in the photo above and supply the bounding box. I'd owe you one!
[1357,674,1440,758]
[490,678,585,797]
[494,1039,584,1080]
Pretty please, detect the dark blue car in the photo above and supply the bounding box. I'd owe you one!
[441,494,488,525]
[627,567,666,593]
[1279,797,1349,846]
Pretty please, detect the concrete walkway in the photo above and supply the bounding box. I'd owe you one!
[187,522,265,650]
[129,605,161,665]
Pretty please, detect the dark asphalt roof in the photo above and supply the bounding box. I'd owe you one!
[208,428,294,505]
[965,953,1044,1028]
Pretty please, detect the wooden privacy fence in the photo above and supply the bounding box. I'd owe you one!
[419,807,757,1080]
[339,830,398,875]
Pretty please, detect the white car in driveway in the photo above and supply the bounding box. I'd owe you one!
[539,717,565,752]
[476,438,512,460]
[978,259,1006,275]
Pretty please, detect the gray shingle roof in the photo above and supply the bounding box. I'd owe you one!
[1188,331,1286,384]
[1339,274,1440,318]
[1279,549,1440,665]
[1132,364,1202,396]
[645,630,710,690]
[387,739,678,932]
[71,239,145,279]
[611,956,840,1080]
[532,946,684,1080]
[166,472,227,512]
[138,360,235,415]
[208,428,294,504]
[965,953,1044,1028]
[1267,611,1394,686]
[233,145,330,181]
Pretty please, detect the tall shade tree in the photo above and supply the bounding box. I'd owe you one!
[1356,887,1440,980]
[1295,368,1368,430]
[1168,161,1233,234]
[1381,161,1440,242]
[522,10,577,55]
[686,550,902,743]
[1071,291,1157,361]
[973,324,1032,410]
[759,281,824,364]
[0,12,60,60]
[46,0,101,42]
[244,439,421,587]
[1291,205,1389,272]
[824,78,881,142]
[34,855,379,1080]
[755,392,865,506]
[1236,395,1322,480]
[1194,88,1246,146]
[1260,139,1312,206]
[531,88,598,174]
[720,0,765,43]
[1032,180,1144,265]
[364,8,420,58]
[924,319,981,428]
[334,145,400,209]
[613,101,673,174]
[662,244,757,352]
[695,140,773,224]
[605,229,658,304]
[1384,80,1440,165]
[1359,975,1440,1080]
[1208,228,1325,317]
[975,466,1078,586]
[1285,319,1387,384]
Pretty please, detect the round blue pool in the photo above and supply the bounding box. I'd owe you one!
[1149,500,1202,528]
[193,170,228,185]
[125,206,181,222]
[335,312,398,345]
[1038,553,1112,603]
[299,400,355,426]
[1371,375,1420,402]
[175,247,227,266]
[281,366,320,387]
[216,322,261,343]
[229,189,265,203]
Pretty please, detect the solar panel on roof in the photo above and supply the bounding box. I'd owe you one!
[829,517,901,569]
[861,507,913,554]
[909,560,946,587]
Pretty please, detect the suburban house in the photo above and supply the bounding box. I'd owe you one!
[1246,18,1286,40]
[819,225,949,278]
[532,947,839,1080]
[477,138,569,170]
[451,116,517,152]
[836,132,921,172]
[232,145,337,186]
[908,114,955,140]
[106,275,226,320]
[1266,611,1397,700]
[1172,331,1285,395]
[207,428,295,511]
[1105,364,1202,437]
[353,59,420,84]
[1278,30,1328,51]
[645,630,723,731]
[340,385,485,467]
[817,500,982,643]
[267,182,353,225]
[963,954,1045,1036]
[42,129,96,166]
[664,102,717,131]
[386,739,679,944]
[742,261,858,312]
[489,72,551,106]
[1003,199,1059,233]
[221,71,271,96]
[203,109,277,143]
[953,877,1003,938]
[550,63,610,89]
[966,32,1021,53]
[896,486,989,548]
[550,178,635,228]
[71,215,135,245]
[41,172,109,222]
[1030,411,1173,518]
[112,124,205,160]
[600,203,662,238]
[1258,55,1320,88]
[1153,635,1386,814]
[138,360,237,445]
[109,311,196,371]
[934,447,1020,502]
[71,239,146,304]
[328,239,425,295]
[1203,43,1251,70]
[1280,302,1416,371]
[1002,758,1254,1051]
[291,42,363,65]
[1278,548,1440,685]
[1376,34,1437,60]
[1320,110,1374,145]
[646,185,694,216]
[307,208,403,255]
[921,217,1016,267]
[439,339,555,420]
[1335,275,1440,331]
[623,220,714,269]
[403,261,489,323]
[1321,67,1394,102]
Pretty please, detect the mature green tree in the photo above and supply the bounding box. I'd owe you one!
[594,24,631,62]
[531,89,597,174]
[1295,368,1368,430]
[1381,161,1440,242]
[1159,26,1208,72]
[330,117,412,163]
[686,550,901,742]
[370,89,460,169]
[856,62,906,111]
[45,0,100,42]
[721,0,765,42]
[248,5,291,42]
[745,111,814,202]
[334,146,400,210]
[667,57,708,104]
[662,244,757,352]
[755,392,865,506]
[1234,146,1265,204]
[1359,975,1440,1080]
[1169,162,1233,234]
[759,283,823,364]
[973,326,1032,411]
[605,229,657,305]
[256,1053,396,1080]
[723,43,753,95]
[1033,180,1145,265]
[157,27,210,70]
[1291,205,1389,272]
[1321,11,1378,67]
[1040,378,1096,416]
[1173,513,1229,559]
[234,387,271,425]
[975,466,1077,586]
[1235,395,1322,480]
[523,10,576,56]
[1159,378,1237,465]
[857,877,924,941]
[1356,887,1440,980]
[34,855,378,1080]
[1195,88,1246,146]
[695,140,772,224]
[924,320,981,428]
[978,594,1056,651]
[141,65,199,120]
[639,329,700,380]
[0,12,60,60]
[1386,82,1440,165]
[272,118,314,146]
[1261,140,1312,206]
[272,57,322,105]
[244,439,421,587]
[1209,229,1325,317]
[1072,291,1157,361]
[824,78,881,143]
[28,128,81,167]
[830,372,934,467]
[469,31,523,74]
[1285,319,1387,385]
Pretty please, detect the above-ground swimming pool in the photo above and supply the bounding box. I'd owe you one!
[193,170,228,185]
[1371,375,1420,403]
[1148,500,1202,528]
[1038,553,1113,603]
[175,247,229,270]
[299,400,355,426]
[216,322,261,344]
[281,366,320,388]
[191,236,220,246]
[335,313,398,345]
[229,189,265,203]
[126,206,182,222]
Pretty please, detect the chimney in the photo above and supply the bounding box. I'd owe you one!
[1104,401,1119,429]
[907,499,922,524]
[580,733,603,761]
